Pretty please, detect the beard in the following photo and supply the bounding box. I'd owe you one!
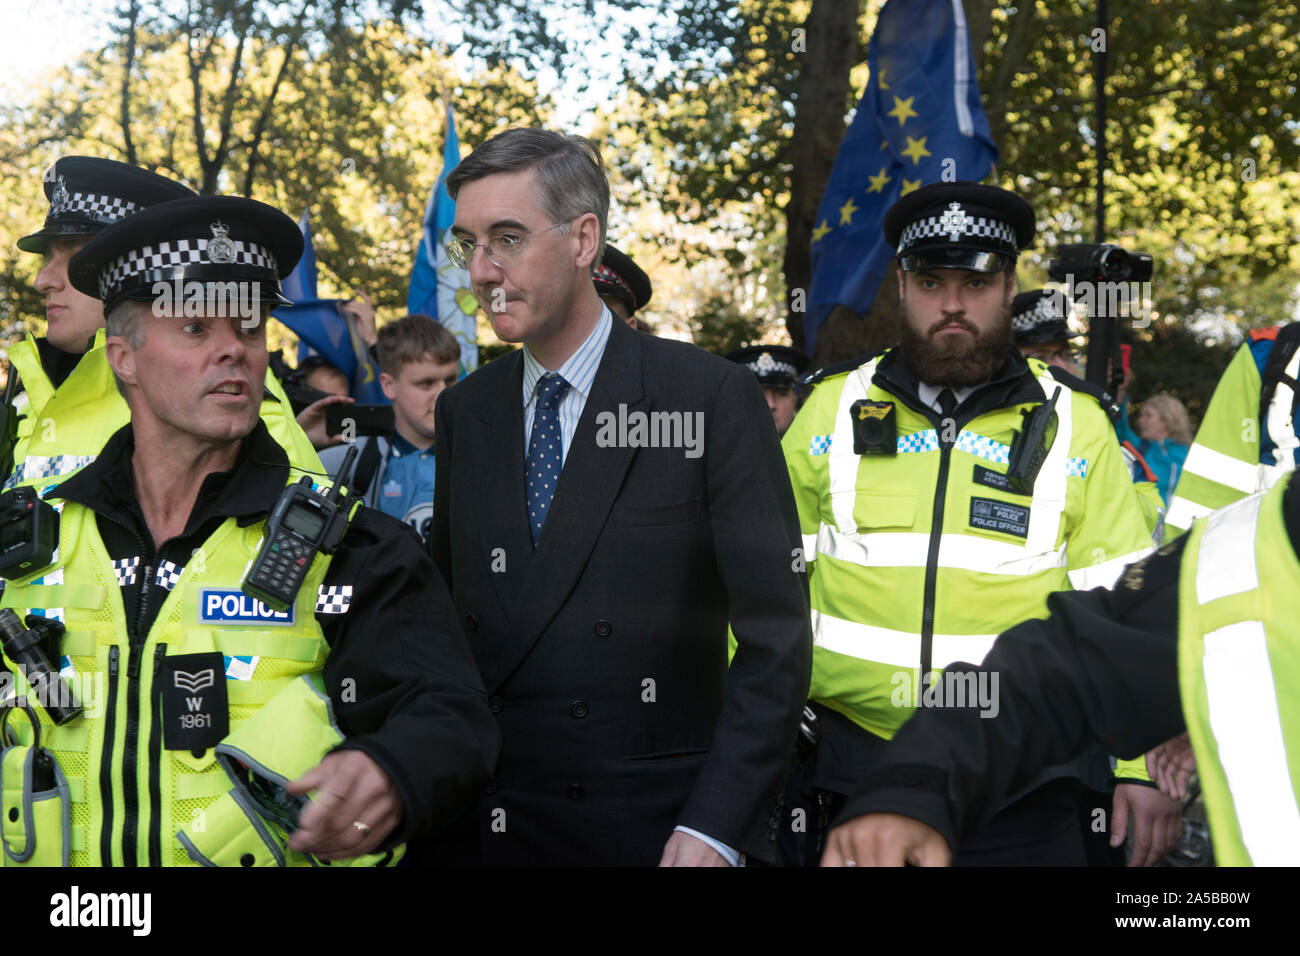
[898,299,1014,389]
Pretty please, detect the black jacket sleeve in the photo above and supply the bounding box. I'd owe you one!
[318,506,499,843]
[836,539,1187,849]
[677,363,813,858]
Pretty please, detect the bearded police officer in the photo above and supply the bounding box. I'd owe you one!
[726,344,810,438]
[5,156,318,492]
[824,474,1300,867]
[0,195,496,866]
[781,181,1177,866]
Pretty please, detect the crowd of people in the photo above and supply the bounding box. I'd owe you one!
[0,129,1293,869]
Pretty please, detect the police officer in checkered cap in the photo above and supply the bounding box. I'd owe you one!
[779,179,1171,867]
[1011,288,1082,375]
[2,158,196,487]
[725,344,809,437]
[0,194,500,866]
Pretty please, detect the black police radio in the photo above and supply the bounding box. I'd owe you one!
[0,485,59,580]
[1006,387,1062,494]
[241,446,359,613]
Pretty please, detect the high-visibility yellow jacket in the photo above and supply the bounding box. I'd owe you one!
[784,350,1152,757]
[1177,479,1300,865]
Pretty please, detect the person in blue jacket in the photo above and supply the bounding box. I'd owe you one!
[1115,376,1192,506]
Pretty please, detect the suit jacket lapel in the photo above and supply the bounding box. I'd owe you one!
[488,318,646,686]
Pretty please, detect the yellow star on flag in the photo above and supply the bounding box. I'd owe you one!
[901,136,931,165]
[812,219,832,242]
[878,66,889,91]
[866,168,892,193]
[839,197,859,225]
[900,178,922,196]
[887,96,918,127]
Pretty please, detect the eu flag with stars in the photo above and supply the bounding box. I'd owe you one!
[806,0,998,349]
[272,211,387,404]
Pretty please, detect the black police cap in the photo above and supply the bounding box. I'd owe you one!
[884,181,1035,274]
[68,195,304,313]
[725,344,810,390]
[593,243,652,314]
[1012,289,1081,345]
[17,156,197,254]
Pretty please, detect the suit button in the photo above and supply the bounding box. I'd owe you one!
[464,613,479,632]
[570,700,589,719]
[568,784,584,801]
[484,777,498,795]
[488,696,504,714]
[594,620,612,638]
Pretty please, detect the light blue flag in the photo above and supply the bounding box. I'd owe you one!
[408,103,479,375]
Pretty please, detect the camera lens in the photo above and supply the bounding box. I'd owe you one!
[1096,246,1133,281]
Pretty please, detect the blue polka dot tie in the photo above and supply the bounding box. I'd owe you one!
[526,373,571,544]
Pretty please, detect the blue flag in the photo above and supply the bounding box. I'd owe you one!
[807,0,998,349]
[408,103,479,375]
[272,211,387,404]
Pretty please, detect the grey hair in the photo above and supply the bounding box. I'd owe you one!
[446,127,609,269]
[105,300,148,397]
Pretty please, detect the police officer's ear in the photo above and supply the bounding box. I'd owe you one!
[104,335,139,390]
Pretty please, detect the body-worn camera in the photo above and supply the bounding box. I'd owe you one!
[241,447,358,612]
[1047,243,1153,284]
[0,486,59,580]
[1006,387,1062,494]
[851,400,897,455]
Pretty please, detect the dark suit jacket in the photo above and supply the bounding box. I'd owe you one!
[431,316,811,864]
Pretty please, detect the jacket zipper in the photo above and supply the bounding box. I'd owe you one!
[920,425,955,686]
[120,559,153,866]
[148,642,166,867]
[98,644,120,866]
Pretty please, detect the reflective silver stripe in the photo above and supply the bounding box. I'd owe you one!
[801,533,818,563]
[827,360,878,533]
[1182,443,1260,494]
[1066,548,1151,591]
[1196,493,1264,604]
[818,525,1067,575]
[811,609,998,669]
[1202,620,1300,865]
[1166,495,1212,531]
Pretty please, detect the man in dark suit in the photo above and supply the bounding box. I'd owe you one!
[431,128,812,866]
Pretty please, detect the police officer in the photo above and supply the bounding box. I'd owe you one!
[0,195,497,866]
[1165,323,1300,536]
[1011,289,1081,374]
[5,156,318,491]
[593,243,653,332]
[824,474,1300,867]
[726,344,810,437]
[781,181,1175,866]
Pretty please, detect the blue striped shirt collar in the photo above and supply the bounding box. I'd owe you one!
[521,304,613,407]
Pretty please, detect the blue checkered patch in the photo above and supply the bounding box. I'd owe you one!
[955,431,1011,466]
[1066,457,1088,477]
[897,430,939,454]
[809,435,832,456]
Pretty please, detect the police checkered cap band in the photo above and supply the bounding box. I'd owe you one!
[50,190,141,225]
[749,358,797,378]
[593,262,634,301]
[97,238,277,300]
[1012,294,1066,333]
[896,211,1018,254]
